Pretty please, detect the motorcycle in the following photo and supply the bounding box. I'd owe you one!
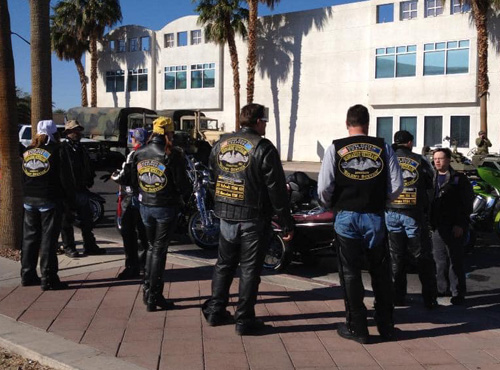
[73,190,105,227]
[469,166,500,246]
[181,156,220,249]
[114,156,220,249]
[264,172,336,270]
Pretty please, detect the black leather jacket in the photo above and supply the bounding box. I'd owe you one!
[131,135,191,207]
[210,127,293,232]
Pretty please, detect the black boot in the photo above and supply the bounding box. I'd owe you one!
[41,275,68,291]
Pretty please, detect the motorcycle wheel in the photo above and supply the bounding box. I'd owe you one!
[89,198,104,226]
[188,211,220,250]
[263,232,291,271]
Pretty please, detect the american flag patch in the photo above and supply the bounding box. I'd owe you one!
[338,147,349,156]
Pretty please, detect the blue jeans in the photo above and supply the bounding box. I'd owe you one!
[334,211,386,249]
[385,211,419,238]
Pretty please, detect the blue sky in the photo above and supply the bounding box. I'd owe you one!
[9,0,356,111]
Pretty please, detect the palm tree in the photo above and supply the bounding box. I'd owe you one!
[29,0,52,133]
[78,0,122,107]
[246,0,279,104]
[195,0,248,130]
[468,0,500,134]
[0,0,23,250]
[51,0,90,107]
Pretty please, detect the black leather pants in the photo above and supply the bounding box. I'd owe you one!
[203,220,271,324]
[21,205,61,282]
[61,196,97,251]
[142,215,176,305]
[121,198,147,272]
[388,230,437,305]
[336,234,393,334]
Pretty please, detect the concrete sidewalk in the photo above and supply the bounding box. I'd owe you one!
[1,235,500,370]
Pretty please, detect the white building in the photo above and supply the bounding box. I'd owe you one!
[87,0,500,162]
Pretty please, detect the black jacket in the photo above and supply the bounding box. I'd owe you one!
[132,135,191,207]
[210,127,293,231]
[431,168,474,230]
[59,139,95,199]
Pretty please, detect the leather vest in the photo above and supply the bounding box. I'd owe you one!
[388,147,424,209]
[133,136,186,207]
[22,142,62,202]
[331,135,387,213]
[212,129,264,220]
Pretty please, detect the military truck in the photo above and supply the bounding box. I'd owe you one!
[156,109,227,164]
[65,107,158,161]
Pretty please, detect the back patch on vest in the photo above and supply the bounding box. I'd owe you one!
[217,138,252,173]
[215,175,245,201]
[393,157,419,206]
[137,159,167,193]
[23,148,51,177]
[337,143,383,180]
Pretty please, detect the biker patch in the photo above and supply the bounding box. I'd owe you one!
[399,156,419,186]
[337,143,384,180]
[215,175,245,201]
[217,137,252,173]
[22,148,51,177]
[137,159,167,193]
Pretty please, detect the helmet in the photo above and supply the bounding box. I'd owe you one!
[153,116,174,135]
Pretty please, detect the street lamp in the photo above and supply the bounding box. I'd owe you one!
[11,31,30,45]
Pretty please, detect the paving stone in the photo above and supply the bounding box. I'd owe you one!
[159,353,204,370]
[328,349,380,367]
[204,352,249,370]
[408,349,461,365]
[447,349,500,365]
[246,349,294,369]
[288,350,336,368]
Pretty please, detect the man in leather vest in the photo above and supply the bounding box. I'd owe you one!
[385,130,438,309]
[431,148,473,305]
[202,103,294,335]
[318,104,403,344]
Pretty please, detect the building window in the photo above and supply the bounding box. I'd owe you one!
[129,38,138,52]
[165,66,187,90]
[128,68,148,92]
[400,117,417,145]
[450,116,470,147]
[191,63,215,88]
[375,45,416,78]
[108,40,115,52]
[400,0,418,20]
[106,70,124,92]
[425,0,443,16]
[377,4,394,23]
[117,40,125,53]
[377,117,393,144]
[164,33,174,48]
[141,36,150,51]
[191,30,202,45]
[424,116,442,146]
[424,40,469,75]
[178,31,188,47]
[451,0,470,14]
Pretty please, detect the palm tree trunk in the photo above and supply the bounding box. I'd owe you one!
[226,19,241,130]
[75,58,88,107]
[246,0,258,105]
[472,0,489,134]
[0,0,23,250]
[90,35,98,107]
[29,0,52,134]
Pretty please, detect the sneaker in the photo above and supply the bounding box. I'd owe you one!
[117,268,140,280]
[450,296,465,305]
[64,247,80,258]
[235,318,268,336]
[84,246,106,255]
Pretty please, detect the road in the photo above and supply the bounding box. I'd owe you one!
[90,165,500,307]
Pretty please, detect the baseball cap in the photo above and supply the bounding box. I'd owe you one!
[132,128,148,144]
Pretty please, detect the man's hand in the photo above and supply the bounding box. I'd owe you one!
[282,230,294,242]
[452,225,464,238]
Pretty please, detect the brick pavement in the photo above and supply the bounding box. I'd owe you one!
[1,255,500,370]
